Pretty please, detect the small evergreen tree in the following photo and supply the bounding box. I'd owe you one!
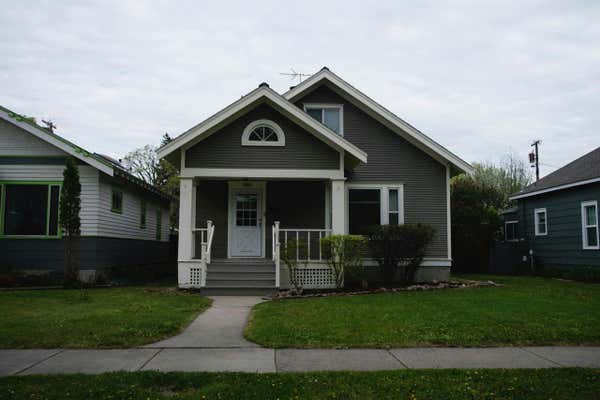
[60,157,81,286]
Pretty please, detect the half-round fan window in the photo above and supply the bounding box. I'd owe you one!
[241,119,285,146]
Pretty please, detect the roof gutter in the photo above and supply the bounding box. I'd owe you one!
[509,177,600,200]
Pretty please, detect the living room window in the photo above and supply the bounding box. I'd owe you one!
[347,184,404,235]
[0,182,61,238]
[581,201,599,250]
[304,104,343,135]
[111,189,123,213]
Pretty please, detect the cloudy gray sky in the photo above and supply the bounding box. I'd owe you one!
[1,0,599,177]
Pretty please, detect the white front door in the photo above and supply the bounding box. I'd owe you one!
[230,189,263,257]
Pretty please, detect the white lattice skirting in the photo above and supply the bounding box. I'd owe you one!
[293,266,336,289]
[189,267,203,286]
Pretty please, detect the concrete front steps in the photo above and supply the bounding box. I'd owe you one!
[202,258,277,296]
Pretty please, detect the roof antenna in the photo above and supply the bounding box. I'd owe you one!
[41,119,56,133]
[280,68,312,84]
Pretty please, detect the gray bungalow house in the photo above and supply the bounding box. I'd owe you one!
[506,146,600,272]
[0,106,171,283]
[158,67,472,293]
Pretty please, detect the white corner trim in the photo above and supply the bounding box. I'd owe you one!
[581,200,599,250]
[534,208,548,236]
[446,165,452,260]
[157,86,367,164]
[241,119,285,146]
[181,168,344,180]
[284,69,472,174]
[510,177,600,200]
[0,108,114,176]
[303,103,344,136]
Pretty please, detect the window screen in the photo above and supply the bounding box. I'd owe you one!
[348,189,380,235]
[4,185,49,235]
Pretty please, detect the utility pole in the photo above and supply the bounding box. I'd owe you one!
[530,140,541,181]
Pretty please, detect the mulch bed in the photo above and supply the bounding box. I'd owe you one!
[269,279,500,300]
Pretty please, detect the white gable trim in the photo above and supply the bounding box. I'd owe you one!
[284,69,472,174]
[157,86,367,164]
[510,177,600,200]
[0,108,114,176]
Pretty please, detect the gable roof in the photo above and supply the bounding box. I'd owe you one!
[284,67,473,174]
[510,146,600,200]
[157,83,367,164]
[0,105,171,201]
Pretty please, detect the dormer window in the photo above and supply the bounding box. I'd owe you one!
[241,119,285,146]
[304,104,343,135]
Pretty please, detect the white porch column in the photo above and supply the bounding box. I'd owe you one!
[178,178,195,260]
[330,179,346,234]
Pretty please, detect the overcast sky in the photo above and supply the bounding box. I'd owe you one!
[1,1,599,177]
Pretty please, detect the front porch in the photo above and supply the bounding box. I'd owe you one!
[177,179,345,292]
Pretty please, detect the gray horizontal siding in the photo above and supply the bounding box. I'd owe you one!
[521,183,600,268]
[185,103,339,170]
[0,237,171,271]
[0,119,65,156]
[97,174,170,242]
[296,84,448,258]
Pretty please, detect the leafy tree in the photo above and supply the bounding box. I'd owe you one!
[60,157,81,286]
[121,133,179,229]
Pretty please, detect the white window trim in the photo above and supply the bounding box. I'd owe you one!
[345,183,404,234]
[581,200,599,250]
[534,208,547,236]
[504,220,518,242]
[303,103,344,136]
[241,119,285,146]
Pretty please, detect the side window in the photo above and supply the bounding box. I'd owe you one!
[304,104,343,135]
[111,189,123,213]
[581,201,599,250]
[156,208,162,240]
[140,200,147,229]
[534,208,547,236]
[505,221,518,241]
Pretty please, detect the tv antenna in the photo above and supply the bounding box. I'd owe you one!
[280,68,312,83]
[42,119,57,133]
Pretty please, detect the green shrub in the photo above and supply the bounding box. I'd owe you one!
[279,239,307,293]
[320,235,368,288]
[367,224,435,285]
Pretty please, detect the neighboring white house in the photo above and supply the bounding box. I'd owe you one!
[0,105,171,282]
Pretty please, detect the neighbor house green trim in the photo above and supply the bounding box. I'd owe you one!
[0,180,63,239]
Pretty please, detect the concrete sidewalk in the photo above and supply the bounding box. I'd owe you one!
[1,346,599,375]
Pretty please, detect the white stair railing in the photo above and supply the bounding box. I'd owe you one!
[191,220,214,287]
[272,221,280,288]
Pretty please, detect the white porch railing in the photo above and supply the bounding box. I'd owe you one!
[191,220,215,286]
[273,222,335,289]
[278,227,332,262]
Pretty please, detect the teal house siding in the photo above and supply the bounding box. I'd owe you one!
[519,182,600,269]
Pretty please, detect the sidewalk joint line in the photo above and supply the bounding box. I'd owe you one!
[15,349,64,375]
[518,347,564,367]
[387,350,410,369]
[138,348,163,371]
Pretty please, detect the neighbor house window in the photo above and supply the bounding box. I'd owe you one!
[347,185,404,235]
[581,201,599,250]
[156,208,162,240]
[241,119,285,146]
[534,208,547,236]
[304,104,343,135]
[0,182,61,238]
[505,220,518,241]
[111,189,123,213]
[140,200,146,229]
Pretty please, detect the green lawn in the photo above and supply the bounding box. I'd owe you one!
[1,369,598,399]
[245,275,600,348]
[0,287,211,348]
